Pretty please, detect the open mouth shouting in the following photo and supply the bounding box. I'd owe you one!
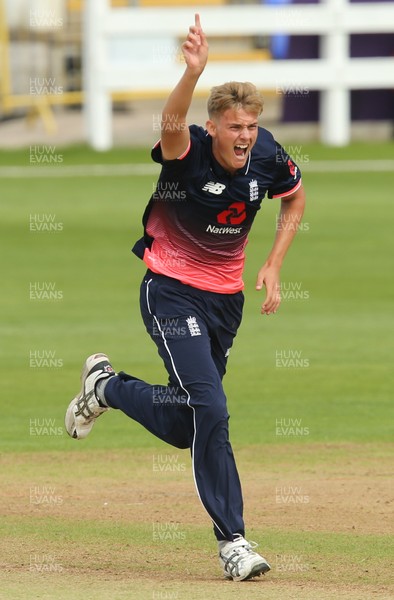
[234,144,249,160]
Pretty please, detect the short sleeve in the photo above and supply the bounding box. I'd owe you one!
[267,142,302,199]
[151,125,206,177]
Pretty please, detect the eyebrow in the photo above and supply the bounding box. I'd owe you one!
[228,121,258,127]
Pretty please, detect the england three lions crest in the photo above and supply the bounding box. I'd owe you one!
[249,179,259,202]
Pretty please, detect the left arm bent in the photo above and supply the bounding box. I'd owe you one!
[256,184,306,315]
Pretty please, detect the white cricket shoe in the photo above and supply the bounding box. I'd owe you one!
[219,535,271,581]
[65,353,115,440]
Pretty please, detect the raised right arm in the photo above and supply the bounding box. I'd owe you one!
[160,14,208,161]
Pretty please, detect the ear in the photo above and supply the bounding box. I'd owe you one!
[206,119,217,137]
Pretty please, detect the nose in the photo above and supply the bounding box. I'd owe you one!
[239,126,251,141]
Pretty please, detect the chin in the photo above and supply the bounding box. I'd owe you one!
[234,157,247,169]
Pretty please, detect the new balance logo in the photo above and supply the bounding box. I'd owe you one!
[186,316,201,337]
[202,181,226,195]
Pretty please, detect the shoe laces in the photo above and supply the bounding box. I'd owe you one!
[221,536,259,564]
[232,535,258,553]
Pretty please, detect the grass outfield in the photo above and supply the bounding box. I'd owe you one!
[1,142,393,599]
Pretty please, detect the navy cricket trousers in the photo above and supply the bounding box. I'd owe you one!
[104,270,245,541]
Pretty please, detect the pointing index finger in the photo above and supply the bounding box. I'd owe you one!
[195,13,201,30]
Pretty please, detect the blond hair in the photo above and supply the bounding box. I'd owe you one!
[207,81,264,119]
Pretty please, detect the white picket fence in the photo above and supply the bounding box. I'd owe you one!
[84,0,394,149]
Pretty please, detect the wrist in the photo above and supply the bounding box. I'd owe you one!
[265,257,283,269]
[184,64,205,79]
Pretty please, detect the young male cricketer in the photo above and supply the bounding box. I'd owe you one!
[65,14,305,582]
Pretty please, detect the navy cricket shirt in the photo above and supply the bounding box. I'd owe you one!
[133,125,302,293]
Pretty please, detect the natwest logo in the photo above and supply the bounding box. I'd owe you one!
[217,202,246,225]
